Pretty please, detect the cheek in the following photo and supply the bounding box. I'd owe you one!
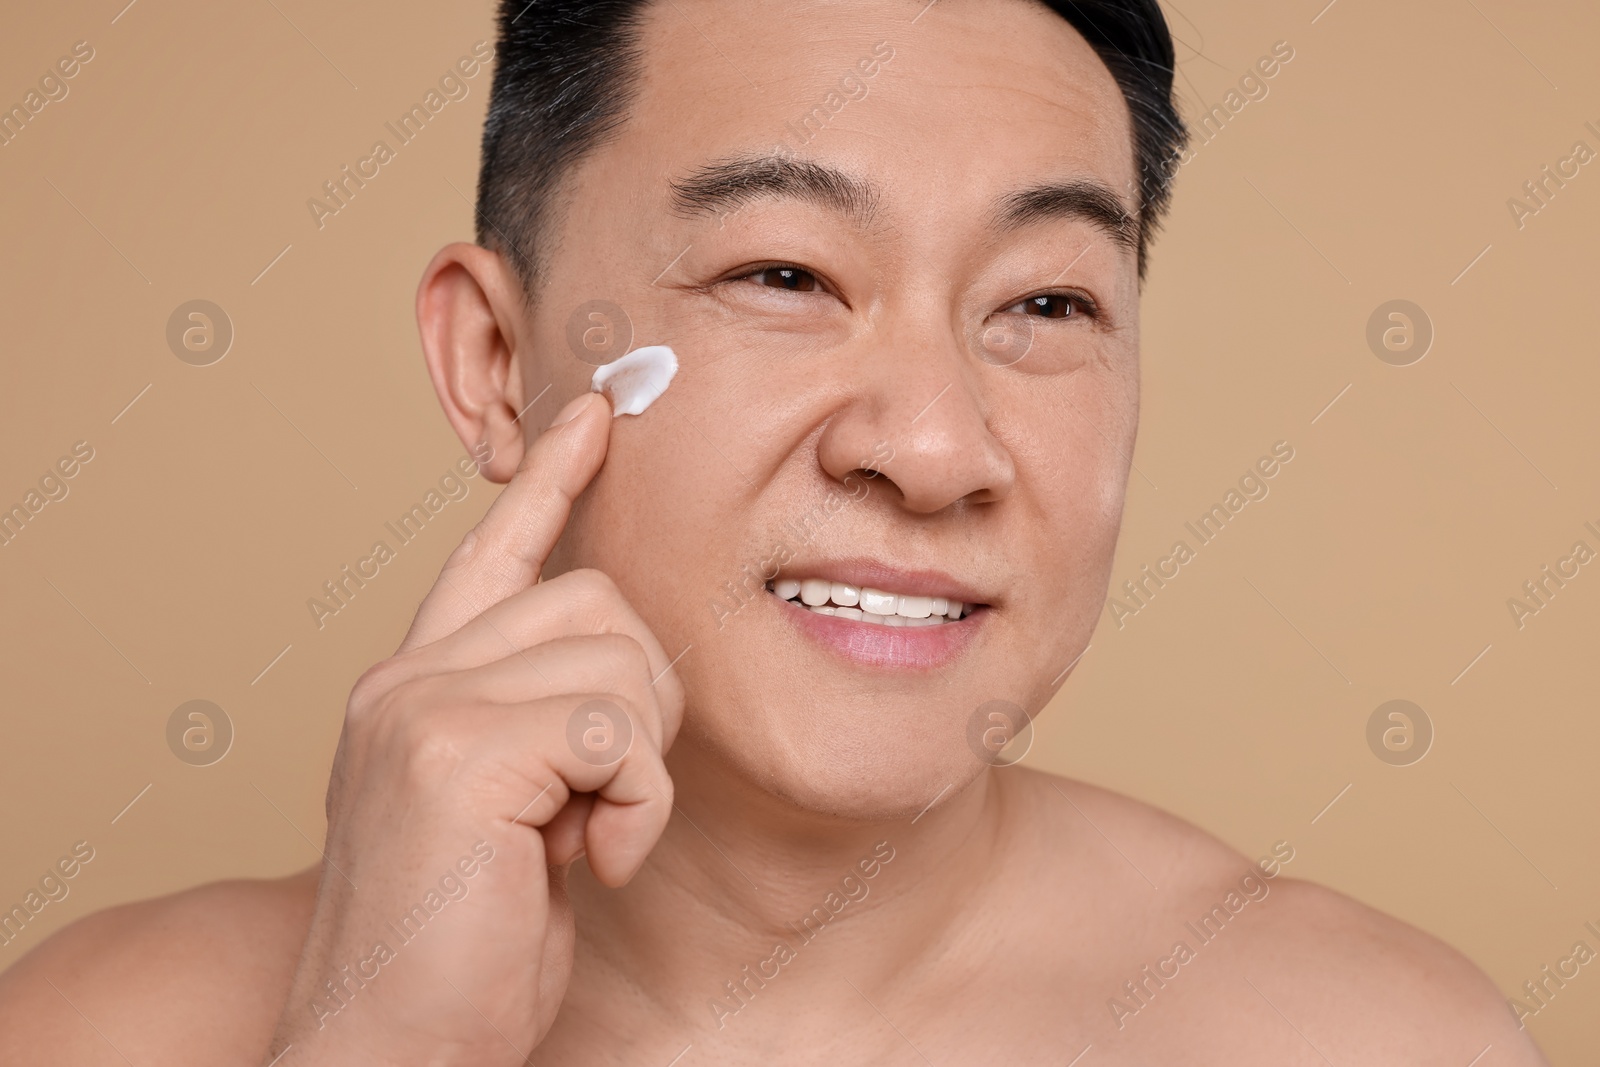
[1094,344,1141,510]
[549,371,757,637]
[1019,359,1138,589]
[532,271,803,645]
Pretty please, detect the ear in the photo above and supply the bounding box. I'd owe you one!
[415,242,537,484]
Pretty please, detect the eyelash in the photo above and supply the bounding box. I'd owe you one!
[731,263,1099,321]
[732,263,827,294]
[1000,291,1100,321]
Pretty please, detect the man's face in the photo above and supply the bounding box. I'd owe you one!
[533,0,1140,817]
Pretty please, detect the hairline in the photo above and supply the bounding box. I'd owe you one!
[478,0,1178,303]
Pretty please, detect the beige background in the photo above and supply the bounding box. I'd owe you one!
[1,0,1595,1058]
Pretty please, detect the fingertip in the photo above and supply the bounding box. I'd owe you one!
[583,805,666,888]
[548,390,609,431]
[583,849,636,889]
[583,831,640,888]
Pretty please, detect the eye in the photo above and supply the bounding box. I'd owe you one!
[1002,292,1098,320]
[739,264,821,292]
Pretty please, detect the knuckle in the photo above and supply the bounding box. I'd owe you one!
[442,522,486,571]
[347,658,403,715]
[565,567,623,606]
[337,661,484,803]
[576,690,646,752]
[591,632,651,680]
[385,697,467,783]
[347,663,446,735]
[609,691,646,730]
[544,569,642,637]
[346,648,435,718]
[647,758,675,807]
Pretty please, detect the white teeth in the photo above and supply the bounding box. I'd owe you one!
[771,579,977,624]
[800,578,832,606]
[859,588,897,615]
[898,595,933,619]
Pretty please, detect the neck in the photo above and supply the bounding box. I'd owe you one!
[561,740,1012,1043]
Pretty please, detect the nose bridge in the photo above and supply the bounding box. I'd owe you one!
[817,299,1015,514]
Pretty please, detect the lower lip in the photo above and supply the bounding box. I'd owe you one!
[774,593,985,671]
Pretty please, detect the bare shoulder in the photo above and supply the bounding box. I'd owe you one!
[0,867,319,1067]
[1013,769,1281,892]
[1010,770,1549,1065]
[1229,876,1549,1064]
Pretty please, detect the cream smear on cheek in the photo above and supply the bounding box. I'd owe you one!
[591,345,678,416]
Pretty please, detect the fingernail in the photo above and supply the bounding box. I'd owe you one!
[547,393,593,429]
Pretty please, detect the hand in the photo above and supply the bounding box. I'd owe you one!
[263,392,686,1066]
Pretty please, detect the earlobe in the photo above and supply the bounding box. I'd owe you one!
[415,242,529,483]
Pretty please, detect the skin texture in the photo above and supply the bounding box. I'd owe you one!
[0,0,1551,1063]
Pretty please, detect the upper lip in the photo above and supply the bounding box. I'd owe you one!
[771,557,994,605]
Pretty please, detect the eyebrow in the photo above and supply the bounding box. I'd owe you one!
[668,155,880,230]
[667,154,1138,252]
[992,179,1139,253]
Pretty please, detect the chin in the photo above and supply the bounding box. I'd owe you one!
[683,692,993,823]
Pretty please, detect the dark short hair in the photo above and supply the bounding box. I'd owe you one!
[476,0,1186,294]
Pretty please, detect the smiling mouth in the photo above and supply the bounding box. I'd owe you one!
[767,578,978,626]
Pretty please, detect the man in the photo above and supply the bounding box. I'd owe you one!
[0,0,1548,1063]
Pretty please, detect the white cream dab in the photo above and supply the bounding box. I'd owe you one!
[590,344,678,417]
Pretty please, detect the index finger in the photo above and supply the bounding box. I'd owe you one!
[399,390,611,652]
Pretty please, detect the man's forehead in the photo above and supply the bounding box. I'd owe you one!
[614,0,1136,197]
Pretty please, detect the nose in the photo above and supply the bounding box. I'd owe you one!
[816,318,1016,514]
